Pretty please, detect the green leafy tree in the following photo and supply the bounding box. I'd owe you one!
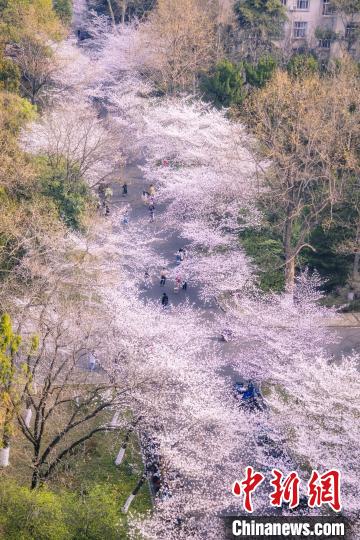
[67,485,126,540]
[0,314,22,461]
[246,65,360,291]
[328,176,360,291]
[234,0,287,60]
[0,91,35,135]
[122,0,156,21]
[0,316,38,466]
[0,56,20,93]
[39,162,92,230]
[201,59,246,107]
[287,53,319,79]
[53,0,72,24]
[0,0,65,43]
[244,54,277,88]
[300,224,353,292]
[240,228,285,291]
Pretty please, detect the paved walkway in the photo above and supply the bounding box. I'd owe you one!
[324,313,360,327]
[109,164,360,362]
[111,163,216,312]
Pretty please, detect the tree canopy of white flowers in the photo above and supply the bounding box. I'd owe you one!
[14,8,360,539]
[141,98,263,245]
[267,352,360,515]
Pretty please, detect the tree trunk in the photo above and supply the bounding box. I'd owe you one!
[0,446,10,467]
[24,407,32,428]
[1,407,12,466]
[31,441,41,489]
[285,257,295,293]
[114,417,141,466]
[111,411,119,427]
[352,223,360,286]
[31,467,41,489]
[120,0,126,24]
[122,472,147,513]
[123,493,135,513]
[107,0,116,27]
[353,252,360,282]
[284,216,295,293]
[115,446,126,466]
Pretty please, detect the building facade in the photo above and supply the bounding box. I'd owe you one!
[281,0,360,59]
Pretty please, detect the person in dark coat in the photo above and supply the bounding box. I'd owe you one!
[161,292,169,307]
[160,268,167,286]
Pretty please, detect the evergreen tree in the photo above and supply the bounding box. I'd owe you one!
[201,59,246,107]
[53,0,72,24]
[244,54,277,88]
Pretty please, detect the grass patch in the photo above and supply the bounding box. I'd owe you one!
[0,405,151,539]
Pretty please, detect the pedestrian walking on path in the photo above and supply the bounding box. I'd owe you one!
[176,250,182,265]
[104,186,113,200]
[142,190,149,205]
[182,280,188,291]
[122,181,128,196]
[105,203,110,217]
[179,248,185,261]
[88,351,96,371]
[98,183,106,199]
[144,268,151,288]
[149,184,155,197]
[149,203,155,222]
[123,209,129,225]
[161,292,169,308]
[160,268,167,286]
[174,274,182,292]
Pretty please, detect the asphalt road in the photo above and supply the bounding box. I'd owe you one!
[327,327,360,359]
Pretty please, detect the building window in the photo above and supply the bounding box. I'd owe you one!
[345,23,359,39]
[319,38,331,48]
[322,0,335,15]
[293,21,308,38]
[296,0,309,9]
[281,0,287,5]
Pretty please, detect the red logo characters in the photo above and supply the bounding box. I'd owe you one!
[232,467,265,513]
[270,469,300,509]
[232,468,342,513]
[308,470,341,512]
